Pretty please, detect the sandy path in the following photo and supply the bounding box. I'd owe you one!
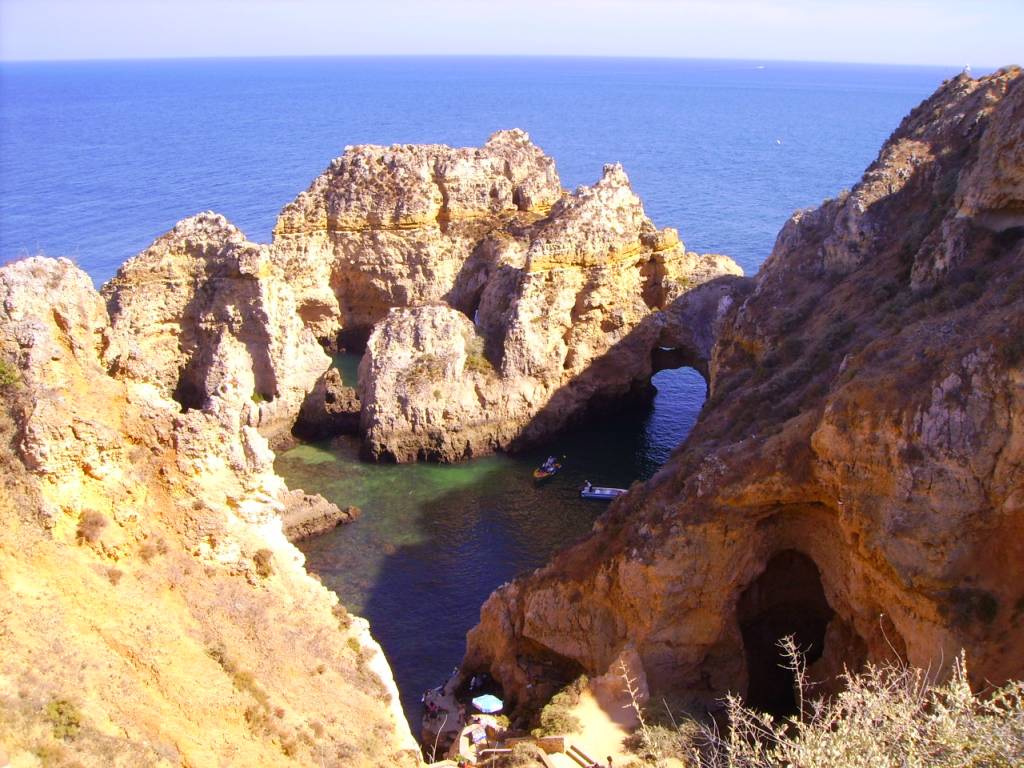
[566,687,639,766]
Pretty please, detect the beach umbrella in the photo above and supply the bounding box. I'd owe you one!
[471,694,503,713]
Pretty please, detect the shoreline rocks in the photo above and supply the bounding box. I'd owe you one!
[280,489,361,541]
[461,67,1024,718]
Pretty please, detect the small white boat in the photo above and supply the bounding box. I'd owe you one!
[579,484,627,501]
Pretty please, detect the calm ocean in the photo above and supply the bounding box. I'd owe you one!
[1,57,965,283]
[0,56,968,735]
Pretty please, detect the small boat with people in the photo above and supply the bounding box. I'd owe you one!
[532,455,563,481]
[579,480,627,500]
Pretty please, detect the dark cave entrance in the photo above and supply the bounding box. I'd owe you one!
[738,550,834,716]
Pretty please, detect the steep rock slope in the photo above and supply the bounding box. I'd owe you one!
[0,258,420,767]
[462,68,1024,716]
[360,164,741,462]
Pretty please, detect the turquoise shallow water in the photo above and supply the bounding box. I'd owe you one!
[276,365,706,730]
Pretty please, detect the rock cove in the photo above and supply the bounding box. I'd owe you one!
[0,67,1021,765]
[462,67,1024,718]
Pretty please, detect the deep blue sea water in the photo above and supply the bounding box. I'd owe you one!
[0,57,969,736]
[1,57,965,282]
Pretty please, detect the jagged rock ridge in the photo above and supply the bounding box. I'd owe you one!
[360,163,741,461]
[462,67,1024,718]
[96,129,742,462]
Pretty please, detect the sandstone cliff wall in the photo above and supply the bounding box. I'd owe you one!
[95,131,740,463]
[0,258,420,767]
[271,129,562,344]
[462,68,1024,717]
[359,164,741,462]
[102,212,331,447]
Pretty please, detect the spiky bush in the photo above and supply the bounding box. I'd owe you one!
[627,642,1024,768]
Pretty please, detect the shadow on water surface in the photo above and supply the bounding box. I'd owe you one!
[277,365,707,734]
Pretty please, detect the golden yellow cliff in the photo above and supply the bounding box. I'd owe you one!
[0,258,420,767]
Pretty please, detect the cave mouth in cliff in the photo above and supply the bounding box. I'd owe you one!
[738,549,834,717]
[173,367,206,412]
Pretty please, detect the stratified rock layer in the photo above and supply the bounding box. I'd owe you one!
[0,258,419,767]
[271,129,562,343]
[102,213,330,446]
[360,164,742,462]
[463,68,1024,716]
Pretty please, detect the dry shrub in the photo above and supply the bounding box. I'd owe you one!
[0,358,19,389]
[44,698,81,741]
[76,510,108,544]
[531,675,588,737]
[502,742,547,767]
[139,535,168,562]
[332,602,353,630]
[253,548,274,578]
[464,333,494,375]
[628,641,1024,768]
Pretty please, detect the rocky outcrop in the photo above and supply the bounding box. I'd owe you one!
[94,134,740,460]
[0,257,419,766]
[360,164,742,462]
[271,129,562,344]
[102,212,331,446]
[462,68,1024,717]
[281,489,360,541]
[293,367,361,442]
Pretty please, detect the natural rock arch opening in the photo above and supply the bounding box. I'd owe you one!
[737,550,834,716]
[634,349,710,466]
[650,346,709,389]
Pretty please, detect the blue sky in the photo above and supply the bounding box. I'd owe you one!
[0,0,1020,66]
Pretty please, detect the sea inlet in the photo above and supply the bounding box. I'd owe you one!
[276,354,706,732]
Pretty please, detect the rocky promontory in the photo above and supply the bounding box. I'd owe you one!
[359,163,741,461]
[102,212,330,447]
[271,128,562,345]
[462,67,1024,717]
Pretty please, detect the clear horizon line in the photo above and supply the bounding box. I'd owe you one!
[0,52,1007,71]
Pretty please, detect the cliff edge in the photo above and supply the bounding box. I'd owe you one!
[462,68,1024,716]
[0,258,420,766]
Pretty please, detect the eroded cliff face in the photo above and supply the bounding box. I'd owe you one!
[462,68,1024,717]
[0,258,420,767]
[102,212,331,446]
[97,131,734,463]
[271,129,562,344]
[360,164,741,462]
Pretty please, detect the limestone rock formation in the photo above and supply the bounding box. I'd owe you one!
[93,134,739,460]
[293,367,361,443]
[360,164,742,462]
[281,489,361,541]
[102,212,330,446]
[0,257,419,767]
[462,68,1024,717]
[271,129,562,345]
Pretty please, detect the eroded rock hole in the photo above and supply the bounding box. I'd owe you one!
[651,346,709,389]
[173,360,206,412]
[738,550,834,716]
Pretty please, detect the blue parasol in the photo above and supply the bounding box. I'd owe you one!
[471,693,503,713]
